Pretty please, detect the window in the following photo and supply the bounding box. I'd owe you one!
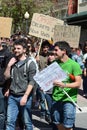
[80,0,87,3]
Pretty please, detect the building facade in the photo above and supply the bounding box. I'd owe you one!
[66,0,87,47]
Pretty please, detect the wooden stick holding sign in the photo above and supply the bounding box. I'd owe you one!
[37,39,43,56]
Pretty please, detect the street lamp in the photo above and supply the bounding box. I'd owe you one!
[24,11,29,35]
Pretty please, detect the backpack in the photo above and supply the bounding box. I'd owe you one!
[11,57,38,79]
[24,57,39,77]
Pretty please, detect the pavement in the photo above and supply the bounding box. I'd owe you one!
[75,84,87,130]
[32,111,52,130]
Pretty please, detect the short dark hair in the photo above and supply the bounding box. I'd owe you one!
[41,40,50,48]
[54,41,71,56]
[14,38,28,49]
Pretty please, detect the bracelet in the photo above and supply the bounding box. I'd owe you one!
[61,83,66,88]
[64,83,66,87]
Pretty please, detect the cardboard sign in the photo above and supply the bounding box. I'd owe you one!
[0,17,12,38]
[54,25,81,48]
[29,13,64,40]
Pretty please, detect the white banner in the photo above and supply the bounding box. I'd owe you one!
[34,62,67,92]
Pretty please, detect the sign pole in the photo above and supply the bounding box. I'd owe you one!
[62,88,82,111]
[37,38,43,56]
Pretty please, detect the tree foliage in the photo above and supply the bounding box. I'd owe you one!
[0,0,54,33]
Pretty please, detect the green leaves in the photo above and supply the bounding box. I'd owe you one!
[0,0,54,33]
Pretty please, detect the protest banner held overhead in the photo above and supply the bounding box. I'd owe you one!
[29,13,64,41]
[0,17,12,38]
[54,25,81,48]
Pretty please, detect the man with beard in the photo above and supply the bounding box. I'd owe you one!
[4,38,36,130]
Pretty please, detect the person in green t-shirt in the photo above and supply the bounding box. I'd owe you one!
[51,41,82,130]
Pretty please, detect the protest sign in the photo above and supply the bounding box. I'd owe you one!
[0,17,12,38]
[54,25,81,48]
[34,62,67,92]
[29,13,64,41]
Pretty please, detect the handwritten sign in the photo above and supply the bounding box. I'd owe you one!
[0,17,12,38]
[54,25,81,48]
[34,62,67,92]
[29,13,64,41]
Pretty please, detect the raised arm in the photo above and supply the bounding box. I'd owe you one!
[4,57,17,79]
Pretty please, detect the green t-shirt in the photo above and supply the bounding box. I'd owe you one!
[52,58,82,102]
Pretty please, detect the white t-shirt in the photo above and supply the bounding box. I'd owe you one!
[83,53,87,62]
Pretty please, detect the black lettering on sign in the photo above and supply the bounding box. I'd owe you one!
[41,31,50,38]
[30,28,39,34]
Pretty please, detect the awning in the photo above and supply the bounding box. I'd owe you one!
[65,11,87,27]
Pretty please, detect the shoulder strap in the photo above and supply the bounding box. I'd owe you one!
[24,57,33,77]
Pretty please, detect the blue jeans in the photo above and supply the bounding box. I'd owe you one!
[52,101,76,128]
[45,94,52,114]
[36,88,46,116]
[0,88,5,130]
[6,95,33,130]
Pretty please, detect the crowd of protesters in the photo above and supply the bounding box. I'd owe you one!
[0,32,87,130]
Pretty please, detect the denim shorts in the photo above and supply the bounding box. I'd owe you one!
[51,101,76,128]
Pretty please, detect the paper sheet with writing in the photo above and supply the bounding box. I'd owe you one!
[34,62,67,92]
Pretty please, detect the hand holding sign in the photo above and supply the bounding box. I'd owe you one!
[34,62,67,91]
